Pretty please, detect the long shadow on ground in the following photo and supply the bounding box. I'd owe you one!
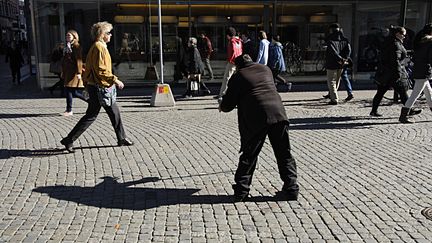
[33,176,291,210]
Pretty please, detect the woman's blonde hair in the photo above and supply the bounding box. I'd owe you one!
[67,29,80,47]
[91,21,113,42]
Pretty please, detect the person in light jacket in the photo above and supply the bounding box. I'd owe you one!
[256,30,270,65]
[60,21,133,153]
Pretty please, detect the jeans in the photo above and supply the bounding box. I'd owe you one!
[63,85,126,143]
[65,87,87,112]
[340,68,353,96]
[232,122,299,196]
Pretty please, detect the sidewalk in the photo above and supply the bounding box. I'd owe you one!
[0,82,432,241]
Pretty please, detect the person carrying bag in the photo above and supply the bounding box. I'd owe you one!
[60,21,133,153]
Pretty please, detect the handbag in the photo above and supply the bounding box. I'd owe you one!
[96,85,117,107]
[189,74,200,91]
[49,60,62,74]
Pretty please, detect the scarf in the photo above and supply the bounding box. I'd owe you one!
[64,41,73,54]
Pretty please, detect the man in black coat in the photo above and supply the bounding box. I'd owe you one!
[325,23,351,105]
[219,54,299,202]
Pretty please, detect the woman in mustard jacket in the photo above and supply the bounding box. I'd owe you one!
[60,22,133,153]
[62,30,87,116]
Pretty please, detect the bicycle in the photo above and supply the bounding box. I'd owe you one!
[284,42,302,75]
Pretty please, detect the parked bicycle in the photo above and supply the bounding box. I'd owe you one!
[312,37,327,73]
[284,41,302,75]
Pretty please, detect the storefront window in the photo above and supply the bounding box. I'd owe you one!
[356,1,429,71]
[31,1,432,88]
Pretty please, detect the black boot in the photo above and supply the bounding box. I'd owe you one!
[399,107,414,124]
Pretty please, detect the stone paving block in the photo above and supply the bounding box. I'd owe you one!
[1,90,432,242]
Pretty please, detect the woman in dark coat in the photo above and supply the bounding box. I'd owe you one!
[370,26,421,118]
[399,23,432,123]
[183,37,210,97]
[5,42,24,84]
[62,30,87,116]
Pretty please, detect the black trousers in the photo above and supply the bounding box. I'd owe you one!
[371,82,408,113]
[11,66,21,83]
[64,85,126,143]
[233,122,299,196]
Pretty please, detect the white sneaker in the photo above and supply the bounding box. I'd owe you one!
[63,111,73,116]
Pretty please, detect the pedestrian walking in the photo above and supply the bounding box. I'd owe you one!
[216,27,242,100]
[399,23,432,123]
[60,21,133,153]
[183,37,210,97]
[241,32,257,61]
[5,41,24,85]
[61,30,87,116]
[197,32,214,80]
[173,36,187,84]
[219,54,299,202]
[371,25,421,118]
[256,30,270,65]
[324,23,351,105]
[268,35,288,84]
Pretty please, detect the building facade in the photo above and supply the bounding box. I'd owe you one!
[29,0,432,89]
[0,0,21,52]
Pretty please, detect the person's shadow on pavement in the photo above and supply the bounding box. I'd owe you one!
[33,176,287,209]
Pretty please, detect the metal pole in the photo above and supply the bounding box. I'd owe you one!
[148,1,152,65]
[158,0,164,84]
[399,0,408,26]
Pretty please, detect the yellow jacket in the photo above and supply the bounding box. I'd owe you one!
[83,41,117,87]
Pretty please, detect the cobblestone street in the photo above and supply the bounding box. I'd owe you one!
[1,83,432,242]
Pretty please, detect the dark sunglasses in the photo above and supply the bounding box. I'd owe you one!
[105,31,112,35]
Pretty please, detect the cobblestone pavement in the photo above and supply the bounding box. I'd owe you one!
[1,86,432,242]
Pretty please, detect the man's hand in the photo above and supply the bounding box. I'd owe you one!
[115,80,125,90]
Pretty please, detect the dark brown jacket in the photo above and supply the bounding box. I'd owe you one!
[62,45,84,88]
[220,62,288,151]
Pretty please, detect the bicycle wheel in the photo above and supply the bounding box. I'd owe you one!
[315,58,325,72]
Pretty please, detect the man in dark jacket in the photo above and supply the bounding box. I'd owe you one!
[197,32,214,80]
[219,54,299,202]
[325,23,351,105]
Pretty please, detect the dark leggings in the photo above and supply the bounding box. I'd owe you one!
[371,82,408,113]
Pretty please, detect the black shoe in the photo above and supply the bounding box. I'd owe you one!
[369,111,383,117]
[233,194,250,202]
[118,138,134,146]
[323,94,330,99]
[345,94,354,101]
[409,108,422,116]
[328,100,338,105]
[275,190,298,201]
[60,138,74,153]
